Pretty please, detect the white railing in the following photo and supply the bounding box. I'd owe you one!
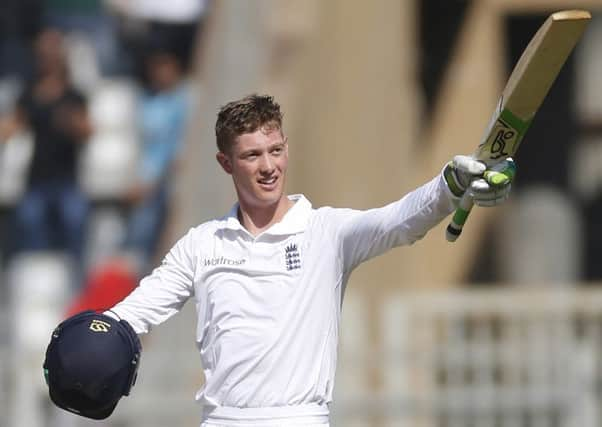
[333,287,602,427]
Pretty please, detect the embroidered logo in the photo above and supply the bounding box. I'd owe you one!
[89,319,111,333]
[285,243,301,271]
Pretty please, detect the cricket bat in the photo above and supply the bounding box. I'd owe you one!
[446,9,591,242]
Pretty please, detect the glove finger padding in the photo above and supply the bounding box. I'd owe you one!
[444,155,487,197]
[469,179,511,206]
[469,158,516,207]
[453,155,487,176]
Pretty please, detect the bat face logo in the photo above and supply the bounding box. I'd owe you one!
[490,128,514,159]
[476,116,520,163]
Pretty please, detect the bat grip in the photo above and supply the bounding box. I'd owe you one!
[446,192,475,242]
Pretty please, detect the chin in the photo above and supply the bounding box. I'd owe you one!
[253,191,284,207]
[258,195,283,206]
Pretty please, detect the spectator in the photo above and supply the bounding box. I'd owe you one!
[4,29,92,283]
[43,0,122,76]
[123,48,191,273]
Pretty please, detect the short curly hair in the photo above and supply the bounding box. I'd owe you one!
[215,94,283,153]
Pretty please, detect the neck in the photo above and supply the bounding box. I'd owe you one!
[238,196,294,236]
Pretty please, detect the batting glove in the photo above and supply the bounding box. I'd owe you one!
[444,155,516,207]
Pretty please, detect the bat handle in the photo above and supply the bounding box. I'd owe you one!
[446,192,475,242]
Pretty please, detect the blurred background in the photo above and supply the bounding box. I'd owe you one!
[2,0,602,426]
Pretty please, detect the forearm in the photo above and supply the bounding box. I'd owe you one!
[107,275,190,334]
[373,174,457,244]
[340,174,457,270]
[0,113,25,142]
[392,173,458,242]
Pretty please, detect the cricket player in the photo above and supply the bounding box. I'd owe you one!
[104,94,513,426]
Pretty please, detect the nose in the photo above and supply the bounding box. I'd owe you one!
[259,153,275,173]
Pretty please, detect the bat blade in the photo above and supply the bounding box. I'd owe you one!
[476,9,590,165]
[446,10,591,242]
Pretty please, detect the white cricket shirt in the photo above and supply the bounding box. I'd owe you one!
[109,174,457,424]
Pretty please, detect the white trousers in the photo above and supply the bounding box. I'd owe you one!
[200,404,329,427]
[201,423,329,427]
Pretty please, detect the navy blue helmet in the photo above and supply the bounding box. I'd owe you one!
[43,311,141,419]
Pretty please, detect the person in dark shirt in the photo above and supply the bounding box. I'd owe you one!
[10,29,92,278]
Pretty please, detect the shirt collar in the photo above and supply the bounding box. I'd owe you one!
[222,194,312,236]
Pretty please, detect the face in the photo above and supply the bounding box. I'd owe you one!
[216,127,289,210]
[147,54,181,91]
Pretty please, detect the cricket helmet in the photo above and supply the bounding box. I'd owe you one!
[43,310,141,419]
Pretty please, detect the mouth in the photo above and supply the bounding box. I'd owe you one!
[257,175,278,189]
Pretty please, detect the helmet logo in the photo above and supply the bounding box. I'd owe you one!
[89,319,111,333]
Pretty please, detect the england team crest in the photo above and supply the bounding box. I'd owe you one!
[284,243,301,271]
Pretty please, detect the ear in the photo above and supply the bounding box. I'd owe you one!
[216,151,233,174]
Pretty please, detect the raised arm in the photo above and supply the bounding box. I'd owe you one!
[337,156,515,273]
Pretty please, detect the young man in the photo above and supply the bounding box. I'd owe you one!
[105,94,512,426]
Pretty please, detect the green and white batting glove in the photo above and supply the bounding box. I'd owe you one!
[443,155,516,207]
